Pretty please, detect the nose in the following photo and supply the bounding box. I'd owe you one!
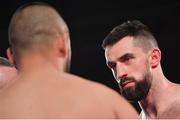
[115,62,127,82]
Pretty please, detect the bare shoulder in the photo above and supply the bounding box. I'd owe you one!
[173,83,180,96]
[65,73,138,118]
[65,73,121,96]
[66,73,132,103]
[0,73,138,118]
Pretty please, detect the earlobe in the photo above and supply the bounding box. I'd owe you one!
[150,48,161,68]
[6,47,15,65]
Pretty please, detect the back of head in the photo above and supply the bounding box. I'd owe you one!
[8,2,69,68]
[102,20,159,53]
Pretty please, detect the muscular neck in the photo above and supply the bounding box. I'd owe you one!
[139,66,175,118]
[18,53,65,77]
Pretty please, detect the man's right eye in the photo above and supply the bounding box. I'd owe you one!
[107,62,116,69]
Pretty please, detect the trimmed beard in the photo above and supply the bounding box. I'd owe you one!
[118,71,152,102]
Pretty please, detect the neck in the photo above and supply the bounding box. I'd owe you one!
[139,66,173,118]
[18,53,65,76]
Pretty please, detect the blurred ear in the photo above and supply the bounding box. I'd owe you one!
[149,48,161,68]
[56,33,68,58]
[6,47,15,65]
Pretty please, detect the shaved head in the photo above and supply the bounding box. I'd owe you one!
[8,2,70,67]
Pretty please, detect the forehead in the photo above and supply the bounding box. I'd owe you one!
[105,36,143,60]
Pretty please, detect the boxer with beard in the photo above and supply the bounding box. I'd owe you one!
[102,20,180,119]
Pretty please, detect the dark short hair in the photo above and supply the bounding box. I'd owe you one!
[0,57,13,67]
[102,20,158,52]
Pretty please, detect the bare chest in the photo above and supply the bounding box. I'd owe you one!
[157,102,180,118]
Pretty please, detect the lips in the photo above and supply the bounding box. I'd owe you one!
[121,80,134,88]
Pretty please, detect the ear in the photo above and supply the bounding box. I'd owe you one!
[56,33,68,58]
[6,47,15,65]
[149,48,161,68]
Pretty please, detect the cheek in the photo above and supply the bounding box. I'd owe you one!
[131,60,149,79]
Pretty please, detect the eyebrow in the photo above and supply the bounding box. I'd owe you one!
[118,53,135,62]
[106,53,135,68]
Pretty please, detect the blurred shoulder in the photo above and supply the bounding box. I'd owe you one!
[64,73,127,101]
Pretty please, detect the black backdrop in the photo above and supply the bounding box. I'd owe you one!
[0,0,180,112]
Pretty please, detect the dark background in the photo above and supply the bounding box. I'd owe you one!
[0,0,180,112]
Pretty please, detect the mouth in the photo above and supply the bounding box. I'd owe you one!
[121,80,135,88]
